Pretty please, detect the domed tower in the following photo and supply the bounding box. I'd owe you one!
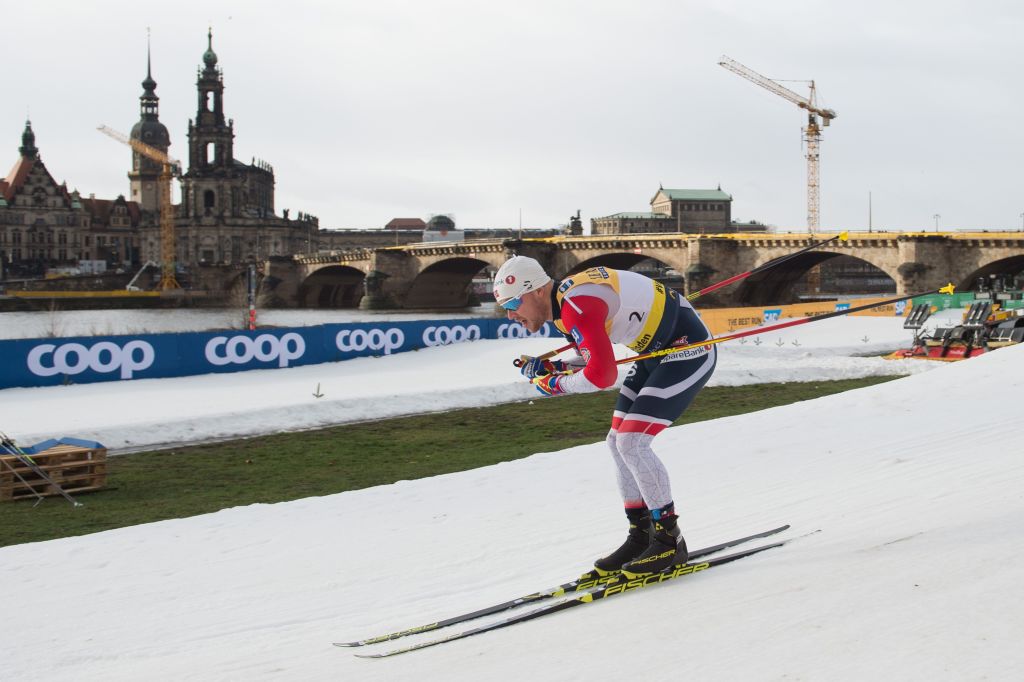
[183,29,237,219]
[19,119,38,159]
[128,43,171,213]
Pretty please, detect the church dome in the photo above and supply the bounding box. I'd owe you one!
[203,29,218,68]
[427,214,456,231]
[131,118,170,148]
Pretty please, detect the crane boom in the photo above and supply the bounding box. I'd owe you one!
[718,56,835,121]
[98,125,181,290]
[718,55,837,230]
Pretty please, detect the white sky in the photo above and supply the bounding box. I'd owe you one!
[4,1,1023,232]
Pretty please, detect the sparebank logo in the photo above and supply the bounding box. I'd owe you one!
[763,309,782,323]
[27,340,155,379]
[422,325,481,346]
[894,300,908,316]
[335,327,405,355]
[834,303,851,312]
[497,323,552,338]
[206,333,306,367]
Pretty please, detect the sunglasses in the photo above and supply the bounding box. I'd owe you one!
[500,295,524,311]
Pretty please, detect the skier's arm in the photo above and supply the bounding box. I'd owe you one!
[554,295,617,393]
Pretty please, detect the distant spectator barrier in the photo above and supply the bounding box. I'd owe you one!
[0,319,560,390]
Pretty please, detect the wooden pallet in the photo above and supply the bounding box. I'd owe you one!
[0,443,107,502]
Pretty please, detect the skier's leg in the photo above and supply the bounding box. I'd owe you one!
[593,364,652,573]
[617,346,717,576]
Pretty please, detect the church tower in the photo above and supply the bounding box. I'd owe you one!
[128,43,170,213]
[183,29,237,219]
[19,120,38,159]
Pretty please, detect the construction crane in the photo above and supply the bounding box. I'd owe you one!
[719,55,837,231]
[97,125,181,290]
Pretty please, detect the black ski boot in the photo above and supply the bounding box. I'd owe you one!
[593,507,651,576]
[621,503,688,578]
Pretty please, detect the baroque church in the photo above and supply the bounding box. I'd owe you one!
[0,31,317,282]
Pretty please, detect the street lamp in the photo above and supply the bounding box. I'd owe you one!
[1019,212,1023,230]
[933,213,941,232]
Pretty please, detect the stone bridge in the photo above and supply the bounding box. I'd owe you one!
[260,231,1024,309]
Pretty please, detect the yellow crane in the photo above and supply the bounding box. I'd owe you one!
[719,55,837,231]
[97,124,181,290]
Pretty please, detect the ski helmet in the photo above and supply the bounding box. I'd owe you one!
[493,256,552,305]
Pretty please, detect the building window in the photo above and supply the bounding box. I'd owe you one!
[204,190,216,211]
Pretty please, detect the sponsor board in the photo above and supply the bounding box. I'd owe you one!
[421,324,481,347]
[697,297,906,336]
[336,327,405,355]
[0,319,558,390]
[27,339,155,379]
[206,333,306,368]
[495,322,555,339]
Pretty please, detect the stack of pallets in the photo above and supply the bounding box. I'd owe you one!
[0,442,107,502]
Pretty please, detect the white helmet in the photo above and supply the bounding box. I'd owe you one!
[493,256,551,304]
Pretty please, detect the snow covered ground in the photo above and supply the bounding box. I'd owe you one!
[6,309,1023,681]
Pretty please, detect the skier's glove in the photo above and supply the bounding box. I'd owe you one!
[532,374,568,396]
[518,355,569,379]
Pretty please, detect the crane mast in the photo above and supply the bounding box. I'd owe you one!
[97,125,181,290]
[719,56,837,231]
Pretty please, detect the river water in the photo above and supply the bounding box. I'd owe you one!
[0,305,502,340]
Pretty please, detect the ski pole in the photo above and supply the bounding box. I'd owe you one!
[0,433,84,508]
[518,232,849,366]
[0,452,47,507]
[617,283,956,365]
[685,232,849,302]
[512,341,575,368]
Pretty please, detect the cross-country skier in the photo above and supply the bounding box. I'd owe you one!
[493,255,717,578]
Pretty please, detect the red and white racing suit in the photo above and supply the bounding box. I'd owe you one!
[551,266,716,510]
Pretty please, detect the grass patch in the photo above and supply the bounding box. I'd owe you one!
[0,376,898,547]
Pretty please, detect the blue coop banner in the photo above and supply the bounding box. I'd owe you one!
[0,319,561,390]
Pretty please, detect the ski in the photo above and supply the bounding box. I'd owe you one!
[357,540,785,658]
[334,524,788,648]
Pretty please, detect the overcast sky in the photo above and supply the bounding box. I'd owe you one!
[4,0,1022,232]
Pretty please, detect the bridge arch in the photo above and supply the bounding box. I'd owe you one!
[298,265,365,308]
[404,256,492,308]
[735,251,898,306]
[565,253,674,277]
[958,255,1024,292]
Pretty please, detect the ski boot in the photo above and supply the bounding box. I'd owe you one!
[592,506,651,577]
[620,503,688,579]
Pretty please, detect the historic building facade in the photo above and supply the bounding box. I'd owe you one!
[0,121,142,279]
[168,31,317,268]
[1,31,318,282]
[592,187,760,235]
